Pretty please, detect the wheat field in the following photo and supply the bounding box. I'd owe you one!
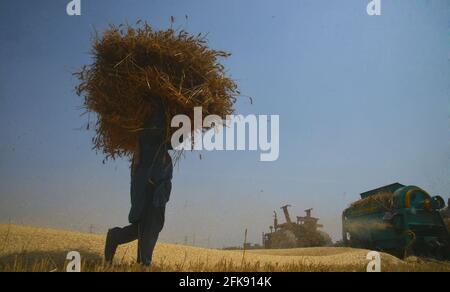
[0,224,449,272]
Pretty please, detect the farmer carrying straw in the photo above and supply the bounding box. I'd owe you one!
[75,21,238,267]
[104,100,172,266]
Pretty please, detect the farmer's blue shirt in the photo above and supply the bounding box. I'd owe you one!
[128,108,173,223]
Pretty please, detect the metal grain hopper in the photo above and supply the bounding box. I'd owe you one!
[342,183,450,259]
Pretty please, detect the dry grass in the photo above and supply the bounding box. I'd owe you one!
[74,21,238,160]
[1,224,449,272]
[349,192,394,211]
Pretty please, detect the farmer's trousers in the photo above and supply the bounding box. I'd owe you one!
[113,196,166,266]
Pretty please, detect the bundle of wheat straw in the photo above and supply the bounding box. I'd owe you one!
[74,21,238,160]
[350,192,395,211]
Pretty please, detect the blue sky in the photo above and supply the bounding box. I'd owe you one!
[0,0,449,247]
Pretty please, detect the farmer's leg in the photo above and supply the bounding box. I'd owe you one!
[137,204,166,266]
[105,224,138,263]
[112,224,139,244]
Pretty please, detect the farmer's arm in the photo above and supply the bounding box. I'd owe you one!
[140,106,166,146]
[138,99,172,162]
